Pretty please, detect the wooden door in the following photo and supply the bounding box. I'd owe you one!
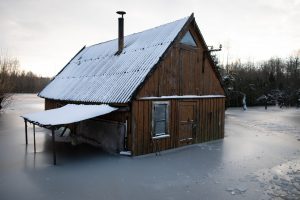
[179,48,197,95]
[178,101,197,146]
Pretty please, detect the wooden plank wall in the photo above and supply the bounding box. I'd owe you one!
[131,98,225,156]
[136,24,225,99]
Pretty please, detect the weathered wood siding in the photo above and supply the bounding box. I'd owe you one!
[43,19,226,156]
[131,98,225,156]
[136,23,225,98]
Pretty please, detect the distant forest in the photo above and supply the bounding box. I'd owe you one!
[0,56,50,109]
[215,54,300,107]
[1,54,300,109]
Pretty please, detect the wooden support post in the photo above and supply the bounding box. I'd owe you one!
[202,51,206,73]
[52,128,56,165]
[25,120,28,145]
[33,124,36,153]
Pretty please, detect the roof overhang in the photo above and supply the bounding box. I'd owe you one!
[21,104,118,128]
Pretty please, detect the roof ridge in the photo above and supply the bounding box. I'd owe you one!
[88,16,189,48]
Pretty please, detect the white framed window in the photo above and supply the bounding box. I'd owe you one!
[152,101,170,138]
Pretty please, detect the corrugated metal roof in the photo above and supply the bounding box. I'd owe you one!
[39,16,189,103]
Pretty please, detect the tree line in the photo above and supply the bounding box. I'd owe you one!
[0,56,50,109]
[215,55,300,107]
[1,54,300,110]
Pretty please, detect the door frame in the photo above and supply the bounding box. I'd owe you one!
[176,100,198,147]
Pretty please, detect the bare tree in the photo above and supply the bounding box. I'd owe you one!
[0,56,19,110]
[0,55,51,110]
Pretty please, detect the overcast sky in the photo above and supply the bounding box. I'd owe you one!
[1,0,299,77]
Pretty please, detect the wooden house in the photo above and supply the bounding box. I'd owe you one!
[38,13,226,156]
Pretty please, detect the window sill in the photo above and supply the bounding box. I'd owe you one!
[152,134,170,140]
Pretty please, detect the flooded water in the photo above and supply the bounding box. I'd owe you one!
[0,94,299,200]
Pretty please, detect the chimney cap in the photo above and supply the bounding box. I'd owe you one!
[116,11,126,18]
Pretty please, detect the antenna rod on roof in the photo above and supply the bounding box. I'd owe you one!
[116,11,126,54]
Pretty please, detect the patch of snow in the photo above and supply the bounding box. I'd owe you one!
[152,134,170,139]
[120,151,132,156]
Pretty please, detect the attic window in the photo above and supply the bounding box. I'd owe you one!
[180,31,197,47]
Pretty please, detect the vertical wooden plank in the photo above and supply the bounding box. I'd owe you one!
[52,128,56,165]
[212,98,216,140]
[165,100,171,149]
[206,99,210,141]
[222,98,225,138]
[175,47,180,95]
[172,101,178,148]
[218,98,222,139]
[217,99,220,139]
[201,99,204,142]
[198,99,203,142]
[137,101,144,155]
[202,99,206,142]
[203,99,207,142]
[24,120,28,145]
[126,112,132,152]
[131,101,138,155]
[33,124,36,153]
[158,63,163,96]
[149,101,153,154]
[210,99,214,140]
[196,99,200,143]
[219,98,222,139]
[155,65,160,96]
[212,98,215,140]
[143,101,150,154]
[216,99,219,139]
[208,98,212,141]
[171,100,176,148]
[149,74,154,97]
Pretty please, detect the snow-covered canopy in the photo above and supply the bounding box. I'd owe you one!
[21,104,118,126]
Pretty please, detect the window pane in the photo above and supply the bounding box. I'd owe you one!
[155,121,166,135]
[180,31,197,46]
[154,104,166,120]
[153,103,168,136]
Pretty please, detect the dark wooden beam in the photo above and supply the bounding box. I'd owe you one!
[24,120,28,145]
[33,124,36,153]
[52,128,56,165]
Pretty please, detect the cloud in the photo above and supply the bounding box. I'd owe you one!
[0,0,299,76]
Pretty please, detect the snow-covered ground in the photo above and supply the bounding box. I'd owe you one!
[0,94,299,200]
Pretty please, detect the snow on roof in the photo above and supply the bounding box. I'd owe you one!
[39,16,190,103]
[21,104,117,126]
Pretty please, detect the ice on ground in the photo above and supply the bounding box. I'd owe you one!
[251,159,300,199]
[0,95,300,200]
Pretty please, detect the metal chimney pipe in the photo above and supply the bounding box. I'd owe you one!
[116,11,126,53]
